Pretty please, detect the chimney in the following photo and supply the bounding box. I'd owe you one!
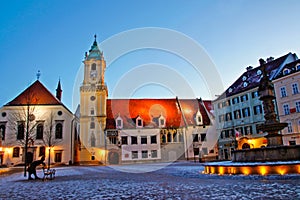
[56,79,62,101]
[246,66,253,71]
[259,58,266,66]
[266,57,274,63]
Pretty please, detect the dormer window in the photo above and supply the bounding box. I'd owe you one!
[296,64,300,71]
[195,110,203,126]
[243,82,248,87]
[257,69,262,75]
[283,68,290,75]
[116,115,123,129]
[158,115,166,128]
[136,116,143,128]
[242,76,247,81]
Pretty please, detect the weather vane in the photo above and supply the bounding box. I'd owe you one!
[36,70,41,80]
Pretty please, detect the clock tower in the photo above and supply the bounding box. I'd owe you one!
[79,35,108,163]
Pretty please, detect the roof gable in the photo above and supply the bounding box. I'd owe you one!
[5,80,62,106]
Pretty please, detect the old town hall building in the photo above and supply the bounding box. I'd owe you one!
[78,37,215,165]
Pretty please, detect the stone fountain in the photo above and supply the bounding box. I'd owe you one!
[205,65,300,175]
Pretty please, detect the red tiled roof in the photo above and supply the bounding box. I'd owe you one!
[6,80,62,106]
[106,98,212,129]
[178,99,212,126]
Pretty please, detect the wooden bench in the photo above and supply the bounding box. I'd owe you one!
[42,167,56,181]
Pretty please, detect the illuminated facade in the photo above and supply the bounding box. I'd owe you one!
[79,37,216,164]
[273,60,300,145]
[213,53,298,160]
[0,80,78,166]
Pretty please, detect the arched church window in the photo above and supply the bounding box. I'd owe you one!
[36,123,44,140]
[167,132,172,143]
[55,122,63,139]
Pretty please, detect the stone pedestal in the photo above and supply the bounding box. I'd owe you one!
[266,134,283,147]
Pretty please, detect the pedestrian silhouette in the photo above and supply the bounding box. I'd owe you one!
[27,156,45,180]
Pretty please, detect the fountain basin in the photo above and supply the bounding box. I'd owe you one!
[232,145,300,162]
[204,161,300,175]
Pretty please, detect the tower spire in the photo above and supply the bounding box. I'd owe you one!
[56,78,62,101]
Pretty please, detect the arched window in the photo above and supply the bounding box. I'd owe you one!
[91,63,96,71]
[36,123,44,139]
[17,122,25,140]
[0,124,5,140]
[161,135,166,144]
[167,132,172,143]
[13,147,20,157]
[90,122,95,129]
[55,123,63,139]
[173,132,177,142]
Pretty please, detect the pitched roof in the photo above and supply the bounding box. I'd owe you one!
[6,80,62,106]
[275,59,300,79]
[106,98,212,129]
[222,52,296,98]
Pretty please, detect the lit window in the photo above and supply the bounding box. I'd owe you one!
[234,110,241,119]
[13,147,20,157]
[225,113,232,121]
[292,83,299,94]
[280,87,287,97]
[283,104,290,115]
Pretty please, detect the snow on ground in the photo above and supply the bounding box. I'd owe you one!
[0,161,299,200]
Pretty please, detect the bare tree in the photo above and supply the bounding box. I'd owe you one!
[6,89,39,177]
[43,112,62,170]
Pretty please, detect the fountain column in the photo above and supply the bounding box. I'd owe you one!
[257,65,287,146]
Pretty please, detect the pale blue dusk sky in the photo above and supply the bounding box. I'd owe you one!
[1,0,300,111]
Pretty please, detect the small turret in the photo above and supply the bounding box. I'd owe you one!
[56,79,62,101]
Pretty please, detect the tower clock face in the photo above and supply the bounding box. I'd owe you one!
[90,70,97,78]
